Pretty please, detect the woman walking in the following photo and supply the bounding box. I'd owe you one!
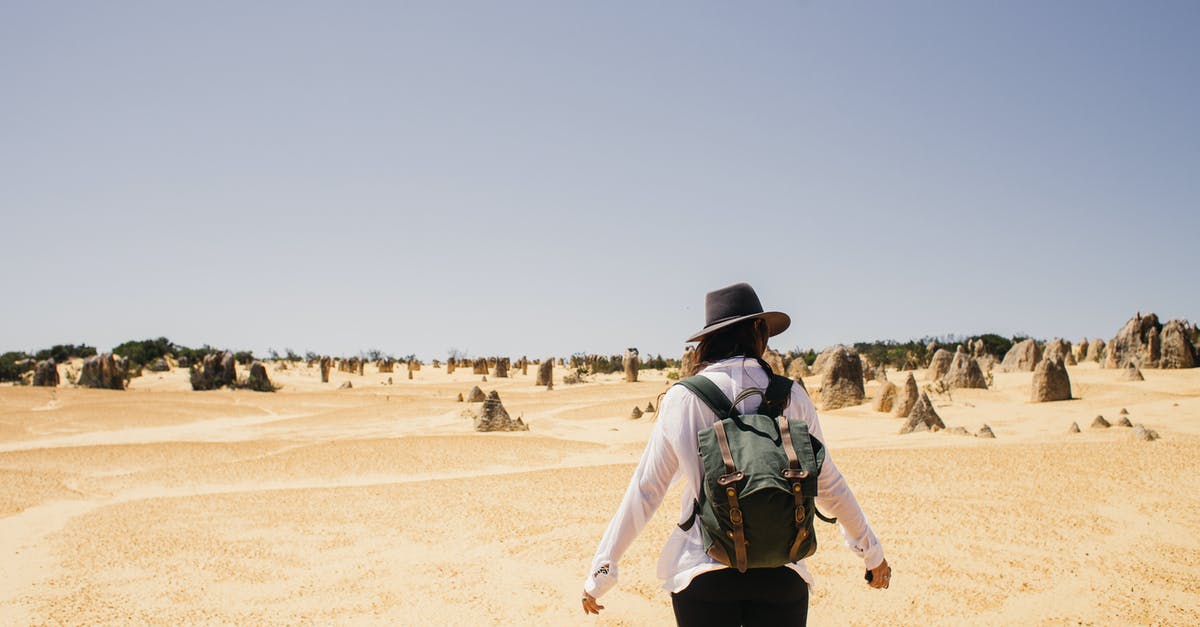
[581,283,890,626]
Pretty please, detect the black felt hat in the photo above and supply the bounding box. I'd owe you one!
[685,282,791,343]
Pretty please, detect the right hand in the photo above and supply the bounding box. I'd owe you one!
[581,591,605,615]
[867,558,892,590]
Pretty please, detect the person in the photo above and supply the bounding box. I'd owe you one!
[581,282,891,626]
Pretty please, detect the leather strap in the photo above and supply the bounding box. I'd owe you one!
[778,415,810,562]
[713,420,747,572]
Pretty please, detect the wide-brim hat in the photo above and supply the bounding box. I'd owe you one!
[686,282,791,343]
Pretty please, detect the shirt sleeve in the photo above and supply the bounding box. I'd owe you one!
[583,387,686,598]
[789,384,886,570]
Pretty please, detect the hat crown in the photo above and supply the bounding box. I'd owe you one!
[705,283,764,326]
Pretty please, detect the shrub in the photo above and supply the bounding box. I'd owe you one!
[33,344,97,363]
[0,352,33,382]
[112,337,175,368]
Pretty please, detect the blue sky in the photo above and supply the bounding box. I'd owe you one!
[2,1,1197,359]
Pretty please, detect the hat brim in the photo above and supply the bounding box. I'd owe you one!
[685,311,791,343]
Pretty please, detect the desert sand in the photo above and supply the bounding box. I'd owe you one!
[1,359,1198,625]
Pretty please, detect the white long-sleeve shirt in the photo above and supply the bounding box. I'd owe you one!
[584,357,884,598]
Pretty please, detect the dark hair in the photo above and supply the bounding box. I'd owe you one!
[689,318,773,376]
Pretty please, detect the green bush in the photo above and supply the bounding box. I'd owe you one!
[0,351,33,382]
[112,337,175,367]
[33,344,97,363]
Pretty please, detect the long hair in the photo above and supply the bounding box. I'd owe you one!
[688,318,773,376]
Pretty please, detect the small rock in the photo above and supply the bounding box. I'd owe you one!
[1130,424,1159,441]
[976,424,996,439]
[1068,422,1081,434]
[466,386,486,402]
[456,393,464,402]
[645,402,655,413]
[339,381,353,389]
[1119,408,1129,415]
[946,426,970,436]
[1091,415,1110,429]
[630,406,643,419]
[1116,416,1133,428]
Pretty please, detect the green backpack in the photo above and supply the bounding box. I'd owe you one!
[676,373,836,572]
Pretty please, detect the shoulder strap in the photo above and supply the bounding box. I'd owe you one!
[675,375,733,418]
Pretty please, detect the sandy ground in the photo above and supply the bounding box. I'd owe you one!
[1,359,1197,625]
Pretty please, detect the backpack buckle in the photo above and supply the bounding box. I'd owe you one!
[717,471,744,486]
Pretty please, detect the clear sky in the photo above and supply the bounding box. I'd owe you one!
[2,1,1197,360]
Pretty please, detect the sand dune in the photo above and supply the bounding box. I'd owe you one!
[2,361,1197,624]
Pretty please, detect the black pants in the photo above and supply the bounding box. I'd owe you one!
[671,567,809,627]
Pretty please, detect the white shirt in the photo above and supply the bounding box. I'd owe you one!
[583,357,885,598]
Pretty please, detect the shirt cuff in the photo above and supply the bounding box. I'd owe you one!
[584,562,618,598]
[862,542,885,570]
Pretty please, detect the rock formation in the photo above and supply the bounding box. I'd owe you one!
[763,349,785,375]
[1091,415,1110,429]
[1068,422,1081,434]
[899,392,944,434]
[495,358,509,378]
[873,381,897,413]
[536,359,553,387]
[1086,338,1105,362]
[190,352,237,391]
[645,402,655,413]
[1104,313,1161,369]
[473,358,488,375]
[624,349,639,383]
[1116,415,1133,428]
[320,357,332,383]
[32,359,59,387]
[245,361,274,392]
[1043,339,1073,365]
[942,347,988,390]
[147,358,170,372]
[339,380,353,389]
[893,373,919,418]
[786,359,810,379]
[474,391,529,432]
[818,348,865,410]
[681,347,697,377]
[1131,424,1159,441]
[78,353,127,390]
[466,386,486,402]
[378,360,394,374]
[630,406,643,419]
[811,347,843,375]
[999,339,1041,373]
[927,349,953,382]
[1159,319,1197,369]
[1030,357,1071,402]
[976,424,996,438]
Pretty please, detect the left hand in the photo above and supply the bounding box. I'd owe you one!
[582,591,604,615]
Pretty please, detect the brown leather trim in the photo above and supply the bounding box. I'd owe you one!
[779,415,810,562]
[778,416,800,471]
[713,420,747,572]
[713,420,736,476]
[708,541,732,567]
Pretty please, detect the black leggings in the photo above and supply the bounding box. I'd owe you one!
[671,567,809,627]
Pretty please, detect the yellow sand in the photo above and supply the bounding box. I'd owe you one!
[1,360,1197,625]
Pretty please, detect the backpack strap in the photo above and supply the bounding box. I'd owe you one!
[675,375,733,418]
